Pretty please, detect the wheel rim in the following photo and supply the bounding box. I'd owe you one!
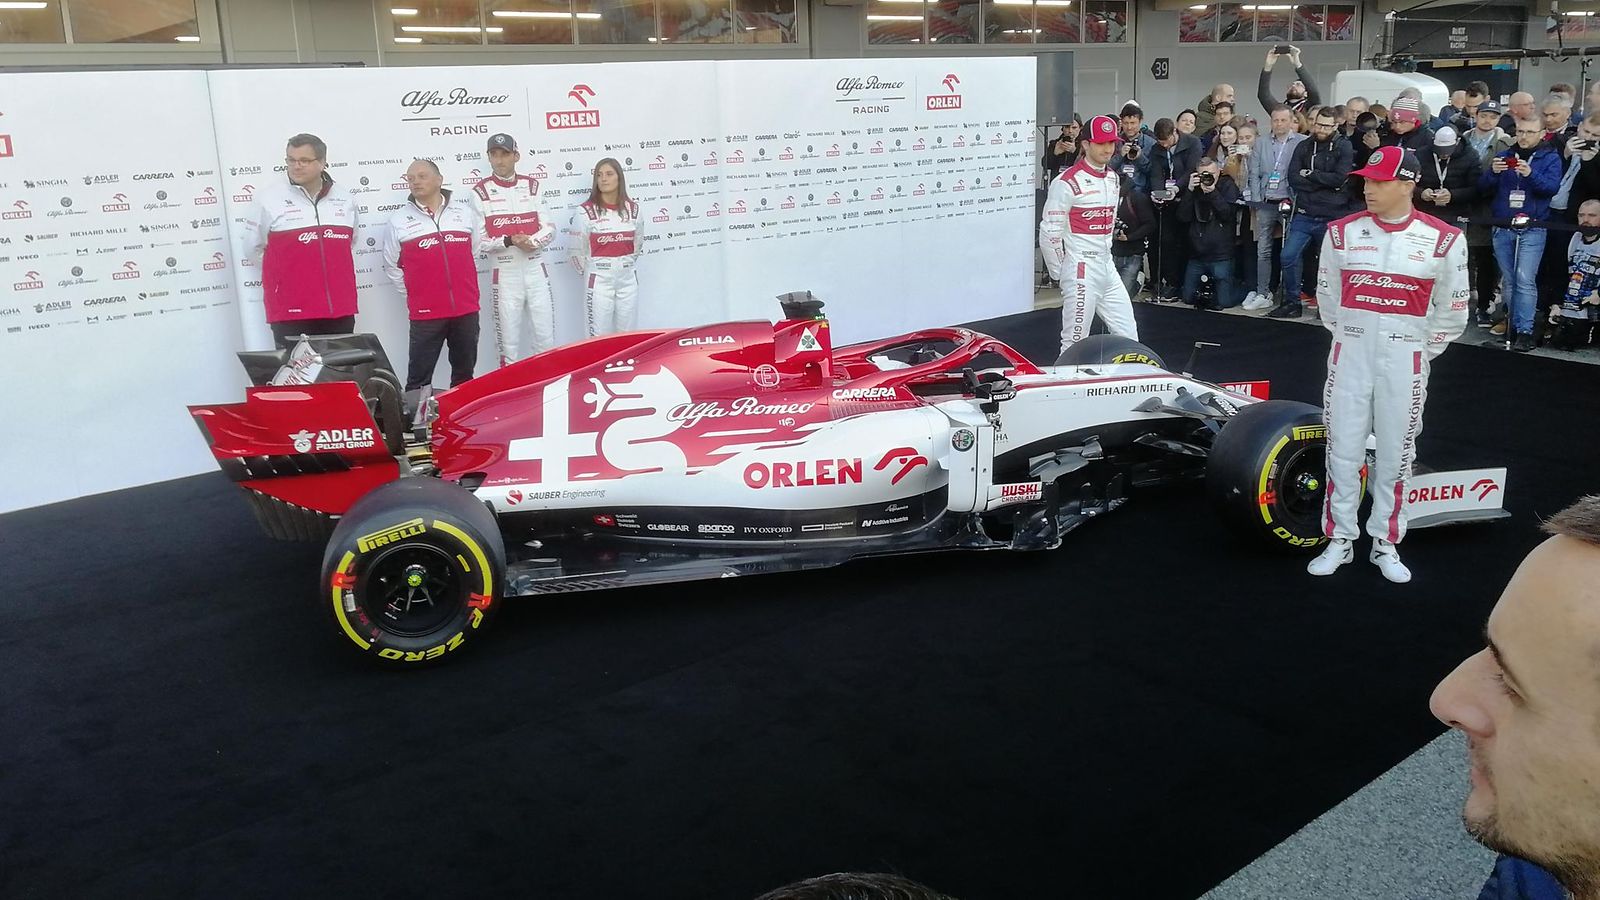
[362,543,464,638]
[1277,444,1327,528]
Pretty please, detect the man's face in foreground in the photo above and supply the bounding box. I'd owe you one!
[1431,536,1600,896]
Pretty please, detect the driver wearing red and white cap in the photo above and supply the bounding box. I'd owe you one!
[1309,145,1469,584]
[1039,114,1140,355]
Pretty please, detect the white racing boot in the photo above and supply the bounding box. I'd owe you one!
[1307,538,1353,576]
[1370,539,1412,584]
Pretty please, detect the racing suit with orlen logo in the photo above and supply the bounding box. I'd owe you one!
[1316,209,1469,545]
[240,173,359,333]
[470,173,557,364]
[382,190,485,391]
[570,200,643,337]
[1038,159,1139,354]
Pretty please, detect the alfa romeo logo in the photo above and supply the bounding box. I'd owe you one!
[952,429,975,451]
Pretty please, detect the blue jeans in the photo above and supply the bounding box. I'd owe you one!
[1280,213,1328,309]
[1182,258,1238,308]
[1113,253,1143,296]
[1492,226,1547,336]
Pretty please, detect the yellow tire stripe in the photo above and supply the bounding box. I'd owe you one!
[1258,436,1289,524]
[330,550,371,651]
[433,520,494,597]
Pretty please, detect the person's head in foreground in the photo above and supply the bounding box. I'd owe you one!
[1350,146,1419,219]
[1431,494,1600,899]
[752,872,958,900]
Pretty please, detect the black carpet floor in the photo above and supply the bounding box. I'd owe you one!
[3,305,1594,900]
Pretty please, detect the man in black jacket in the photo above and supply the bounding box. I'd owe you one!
[1382,97,1436,154]
[1146,117,1203,301]
[1270,108,1353,318]
[1178,156,1243,309]
[1415,126,1482,230]
[1112,172,1158,297]
[1258,46,1320,117]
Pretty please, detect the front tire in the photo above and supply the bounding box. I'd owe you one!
[1206,400,1346,553]
[1055,334,1165,368]
[320,478,506,667]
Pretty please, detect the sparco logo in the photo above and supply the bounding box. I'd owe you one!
[546,84,601,130]
[400,88,511,116]
[832,387,898,400]
[697,524,735,535]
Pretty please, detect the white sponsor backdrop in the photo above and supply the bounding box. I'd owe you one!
[0,70,242,513]
[0,59,1033,513]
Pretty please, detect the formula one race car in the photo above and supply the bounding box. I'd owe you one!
[190,294,1508,666]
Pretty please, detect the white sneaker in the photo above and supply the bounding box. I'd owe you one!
[1307,538,1353,576]
[1245,292,1273,311]
[1370,540,1412,584]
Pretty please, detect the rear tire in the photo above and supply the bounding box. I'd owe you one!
[1055,334,1165,368]
[319,478,506,667]
[1206,400,1346,553]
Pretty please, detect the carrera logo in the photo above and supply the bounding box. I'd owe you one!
[831,387,898,401]
[356,517,426,553]
[547,83,600,129]
[678,335,735,346]
[744,458,864,489]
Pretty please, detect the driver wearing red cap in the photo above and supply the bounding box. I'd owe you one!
[1307,145,1469,584]
[1039,114,1140,354]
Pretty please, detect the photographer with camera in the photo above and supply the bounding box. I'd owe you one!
[1269,108,1353,319]
[1112,170,1158,298]
[1116,102,1156,192]
[1146,116,1203,302]
[1481,117,1562,351]
[1178,156,1243,310]
[1242,107,1305,310]
[1259,45,1320,117]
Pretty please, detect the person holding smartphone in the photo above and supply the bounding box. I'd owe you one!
[1259,45,1321,117]
[1043,117,1081,182]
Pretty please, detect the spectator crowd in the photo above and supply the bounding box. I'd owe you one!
[1042,47,1600,352]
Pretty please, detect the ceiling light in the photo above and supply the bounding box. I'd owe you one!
[867,13,923,19]
[0,2,49,8]
[1036,2,1072,6]
[1242,4,1294,8]
[1189,4,1207,8]
[1564,9,1596,14]
[174,35,200,41]
[493,10,572,17]
[391,7,418,14]
[576,12,601,18]
[394,36,423,41]
[401,25,505,32]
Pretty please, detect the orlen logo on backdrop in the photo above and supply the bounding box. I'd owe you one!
[203,251,227,271]
[3,199,31,220]
[649,155,666,171]
[13,270,42,291]
[652,207,670,223]
[547,84,600,130]
[0,134,12,158]
[231,184,255,204]
[194,187,219,205]
[928,74,960,109]
[101,193,131,213]
[112,261,140,281]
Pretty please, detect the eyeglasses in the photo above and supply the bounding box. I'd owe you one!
[285,156,321,166]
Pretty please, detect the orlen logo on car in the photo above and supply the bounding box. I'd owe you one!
[231,184,255,204]
[928,73,962,110]
[101,193,131,213]
[874,447,929,486]
[203,251,227,271]
[112,261,140,281]
[649,155,666,171]
[194,186,219,205]
[3,199,31,220]
[744,457,864,489]
[652,207,670,223]
[1409,478,1501,504]
[547,84,600,130]
[13,270,42,291]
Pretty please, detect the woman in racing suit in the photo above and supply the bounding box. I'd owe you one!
[570,158,644,337]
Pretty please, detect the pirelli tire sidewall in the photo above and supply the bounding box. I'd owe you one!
[1054,334,1166,369]
[1206,399,1330,553]
[320,478,506,667]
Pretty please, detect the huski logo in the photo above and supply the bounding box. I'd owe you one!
[3,199,30,220]
[547,84,600,130]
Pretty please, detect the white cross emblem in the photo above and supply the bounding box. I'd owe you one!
[507,375,597,483]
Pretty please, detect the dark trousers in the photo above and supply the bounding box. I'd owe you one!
[1147,203,1186,296]
[1468,242,1498,314]
[406,312,480,391]
[270,316,355,349]
[1182,258,1238,309]
[1537,208,1577,327]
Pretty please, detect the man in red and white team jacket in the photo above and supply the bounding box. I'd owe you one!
[382,159,484,394]
[240,133,360,347]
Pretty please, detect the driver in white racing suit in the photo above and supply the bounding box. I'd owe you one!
[1309,146,1470,583]
[1039,114,1140,355]
[471,133,557,364]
